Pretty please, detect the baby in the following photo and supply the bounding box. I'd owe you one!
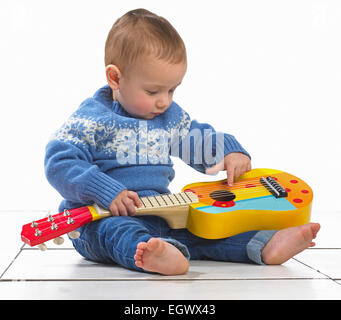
[45,9,320,275]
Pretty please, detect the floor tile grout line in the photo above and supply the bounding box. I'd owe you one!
[309,247,341,250]
[0,210,52,213]
[0,277,330,282]
[22,248,75,250]
[0,243,26,279]
[293,257,341,285]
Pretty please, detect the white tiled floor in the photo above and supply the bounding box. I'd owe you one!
[1,210,341,300]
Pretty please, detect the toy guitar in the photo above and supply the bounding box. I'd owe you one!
[21,168,312,249]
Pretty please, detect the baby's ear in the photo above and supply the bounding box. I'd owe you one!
[105,65,121,90]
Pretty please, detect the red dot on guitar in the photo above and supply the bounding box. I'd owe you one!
[245,184,256,188]
[293,198,303,203]
[301,189,309,194]
[290,180,298,184]
[285,188,291,192]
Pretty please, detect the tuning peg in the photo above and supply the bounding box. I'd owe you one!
[67,217,74,224]
[38,243,47,251]
[31,221,38,228]
[68,230,80,239]
[50,222,58,230]
[53,236,64,245]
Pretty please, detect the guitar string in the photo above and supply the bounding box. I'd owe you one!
[202,177,268,185]
[190,186,290,196]
[188,183,265,189]
[190,185,271,192]
[188,187,269,196]
[186,178,286,189]
[194,192,272,202]
[187,186,271,195]
[193,190,272,198]
[185,180,270,190]
[189,176,294,188]
[188,184,266,192]
[187,179,291,194]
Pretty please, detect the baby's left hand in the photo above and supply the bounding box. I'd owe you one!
[205,152,251,187]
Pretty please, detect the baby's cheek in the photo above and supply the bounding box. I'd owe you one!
[135,97,153,113]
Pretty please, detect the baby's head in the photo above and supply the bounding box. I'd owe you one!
[104,9,187,119]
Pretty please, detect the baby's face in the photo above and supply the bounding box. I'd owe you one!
[117,57,187,119]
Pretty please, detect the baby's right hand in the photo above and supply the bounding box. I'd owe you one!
[109,190,142,216]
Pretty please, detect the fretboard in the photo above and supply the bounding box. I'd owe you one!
[137,192,198,210]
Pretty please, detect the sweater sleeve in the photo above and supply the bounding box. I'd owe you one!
[44,138,127,209]
[172,114,251,174]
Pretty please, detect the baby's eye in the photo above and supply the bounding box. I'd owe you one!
[146,90,158,95]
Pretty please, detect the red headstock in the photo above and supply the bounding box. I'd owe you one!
[21,206,93,247]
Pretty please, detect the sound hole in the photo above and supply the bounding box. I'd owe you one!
[209,190,236,202]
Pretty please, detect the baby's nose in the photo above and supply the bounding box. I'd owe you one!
[156,96,170,109]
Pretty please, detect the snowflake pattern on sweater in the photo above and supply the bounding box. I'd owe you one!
[52,102,191,164]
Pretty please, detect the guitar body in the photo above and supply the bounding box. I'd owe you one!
[182,168,312,239]
[21,168,312,247]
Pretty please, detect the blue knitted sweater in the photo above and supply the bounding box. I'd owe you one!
[45,85,250,211]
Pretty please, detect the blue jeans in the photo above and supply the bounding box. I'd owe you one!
[70,215,277,272]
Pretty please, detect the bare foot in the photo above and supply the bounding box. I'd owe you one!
[134,238,189,275]
[261,222,321,265]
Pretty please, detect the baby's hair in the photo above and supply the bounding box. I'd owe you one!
[104,8,187,74]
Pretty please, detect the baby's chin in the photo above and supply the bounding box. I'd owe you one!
[123,107,161,119]
[140,113,159,120]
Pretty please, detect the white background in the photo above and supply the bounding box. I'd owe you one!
[0,0,340,213]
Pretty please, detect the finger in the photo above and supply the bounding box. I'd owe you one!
[245,162,251,173]
[109,203,119,216]
[205,164,220,175]
[128,191,142,208]
[240,163,249,177]
[117,201,128,216]
[234,167,242,180]
[226,165,235,187]
[206,160,224,175]
[239,163,251,178]
[123,197,136,216]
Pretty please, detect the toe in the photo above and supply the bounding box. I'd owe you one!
[135,260,143,268]
[137,242,147,250]
[135,249,144,255]
[147,238,161,251]
[134,254,142,261]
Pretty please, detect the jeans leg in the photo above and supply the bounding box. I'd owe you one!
[70,216,159,271]
[163,220,278,265]
[246,230,277,265]
[163,220,257,263]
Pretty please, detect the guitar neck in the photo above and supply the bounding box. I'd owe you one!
[94,192,199,229]
[21,192,199,248]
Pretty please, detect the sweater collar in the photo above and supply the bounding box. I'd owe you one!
[93,85,172,120]
[93,85,134,118]
[112,101,133,118]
